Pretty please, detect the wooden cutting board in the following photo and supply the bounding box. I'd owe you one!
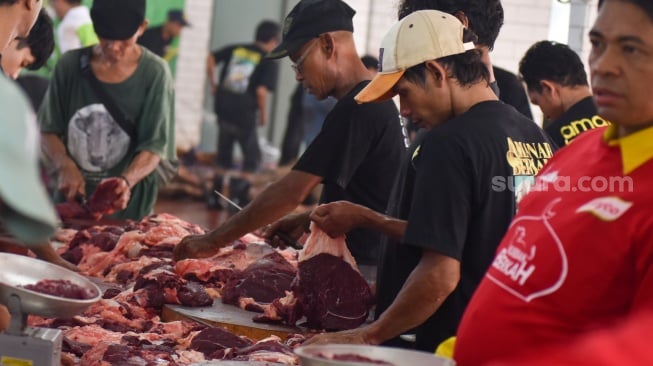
[162,301,304,340]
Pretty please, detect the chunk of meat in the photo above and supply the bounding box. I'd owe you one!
[188,327,253,357]
[21,279,96,300]
[222,252,297,307]
[88,178,122,216]
[299,223,357,270]
[175,258,235,284]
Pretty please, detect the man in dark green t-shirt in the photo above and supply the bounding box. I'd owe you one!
[40,0,175,220]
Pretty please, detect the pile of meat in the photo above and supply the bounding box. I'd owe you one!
[33,214,374,365]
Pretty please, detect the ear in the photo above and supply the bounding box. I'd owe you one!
[137,20,149,37]
[539,80,559,98]
[453,11,469,28]
[319,33,336,58]
[425,60,447,87]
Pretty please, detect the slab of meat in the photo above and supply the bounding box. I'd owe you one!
[21,279,96,300]
[56,178,123,221]
[188,327,253,358]
[257,224,374,331]
[222,252,297,309]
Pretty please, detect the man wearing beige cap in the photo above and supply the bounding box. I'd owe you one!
[308,10,553,351]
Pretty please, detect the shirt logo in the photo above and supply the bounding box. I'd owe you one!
[487,198,568,302]
[576,196,632,221]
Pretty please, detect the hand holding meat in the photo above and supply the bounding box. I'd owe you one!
[93,177,131,214]
[261,212,309,248]
[173,234,221,260]
[303,327,372,346]
[310,201,368,238]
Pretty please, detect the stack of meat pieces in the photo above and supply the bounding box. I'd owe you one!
[36,214,374,364]
[55,178,124,221]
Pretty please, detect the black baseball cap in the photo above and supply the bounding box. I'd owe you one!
[91,0,146,41]
[168,9,191,27]
[266,0,355,59]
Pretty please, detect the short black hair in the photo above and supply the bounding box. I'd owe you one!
[361,55,379,70]
[17,10,55,71]
[403,28,489,88]
[255,20,281,43]
[0,0,20,5]
[598,0,653,22]
[519,41,588,93]
[397,0,503,50]
[65,0,82,4]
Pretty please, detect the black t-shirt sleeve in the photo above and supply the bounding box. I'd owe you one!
[212,46,232,63]
[403,133,471,261]
[256,59,278,91]
[293,105,376,188]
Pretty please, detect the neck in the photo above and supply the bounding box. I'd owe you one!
[332,54,371,100]
[560,86,592,114]
[161,26,172,41]
[477,45,495,83]
[450,80,499,116]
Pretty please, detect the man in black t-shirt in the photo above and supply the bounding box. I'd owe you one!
[306,10,554,351]
[520,41,609,147]
[173,0,404,265]
[137,9,189,59]
[207,20,280,174]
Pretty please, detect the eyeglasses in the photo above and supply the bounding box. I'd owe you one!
[291,40,318,75]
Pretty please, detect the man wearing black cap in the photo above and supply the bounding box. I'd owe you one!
[138,9,189,60]
[40,0,176,221]
[174,0,404,266]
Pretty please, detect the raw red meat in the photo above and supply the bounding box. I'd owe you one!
[222,252,297,309]
[88,178,122,216]
[256,224,374,330]
[22,279,95,300]
[189,327,253,357]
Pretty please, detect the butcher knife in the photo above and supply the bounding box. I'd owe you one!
[213,190,303,250]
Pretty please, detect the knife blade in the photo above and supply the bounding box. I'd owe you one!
[213,190,303,250]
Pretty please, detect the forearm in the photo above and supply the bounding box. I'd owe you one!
[256,87,268,124]
[364,251,460,345]
[122,150,161,187]
[359,206,407,240]
[206,55,217,89]
[207,173,318,246]
[41,133,76,171]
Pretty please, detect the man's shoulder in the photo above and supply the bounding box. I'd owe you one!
[139,48,172,75]
[0,76,32,120]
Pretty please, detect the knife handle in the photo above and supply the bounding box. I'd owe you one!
[275,231,302,250]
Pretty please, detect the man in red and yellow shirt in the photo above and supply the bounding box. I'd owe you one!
[455,0,653,364]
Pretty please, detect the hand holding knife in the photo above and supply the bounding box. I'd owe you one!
[213,190,303,250]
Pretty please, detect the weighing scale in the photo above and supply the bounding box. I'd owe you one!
[0,253,101,366]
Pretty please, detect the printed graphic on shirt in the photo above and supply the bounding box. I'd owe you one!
[506,137,554,176]
[559,115,609,146]
[67,104,130,173]
[487,198,568,302]
[577,196,633,222]
[507,138,553,208]
[222,47,262,94]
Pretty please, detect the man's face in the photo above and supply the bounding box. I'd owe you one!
[392,69,452,130]
[589,0,653,134]
[50,0,67,20]
[98,23,146,63]
[290,38,332,100]
[527,88,563,121]
[1,40,35,79]
[167,21,184,38]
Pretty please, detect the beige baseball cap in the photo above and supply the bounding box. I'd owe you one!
[355,10,475,104]
[0,76,58,246]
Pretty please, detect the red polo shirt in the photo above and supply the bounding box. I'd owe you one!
[454,125,653,366]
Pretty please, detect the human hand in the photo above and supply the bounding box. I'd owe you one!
[303,328,371,346]
[310,201,368,238]
[58,161,85,202]
[173,234,221,261]
[261,212,309,248]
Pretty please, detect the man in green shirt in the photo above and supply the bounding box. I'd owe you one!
[40,0,176,220]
